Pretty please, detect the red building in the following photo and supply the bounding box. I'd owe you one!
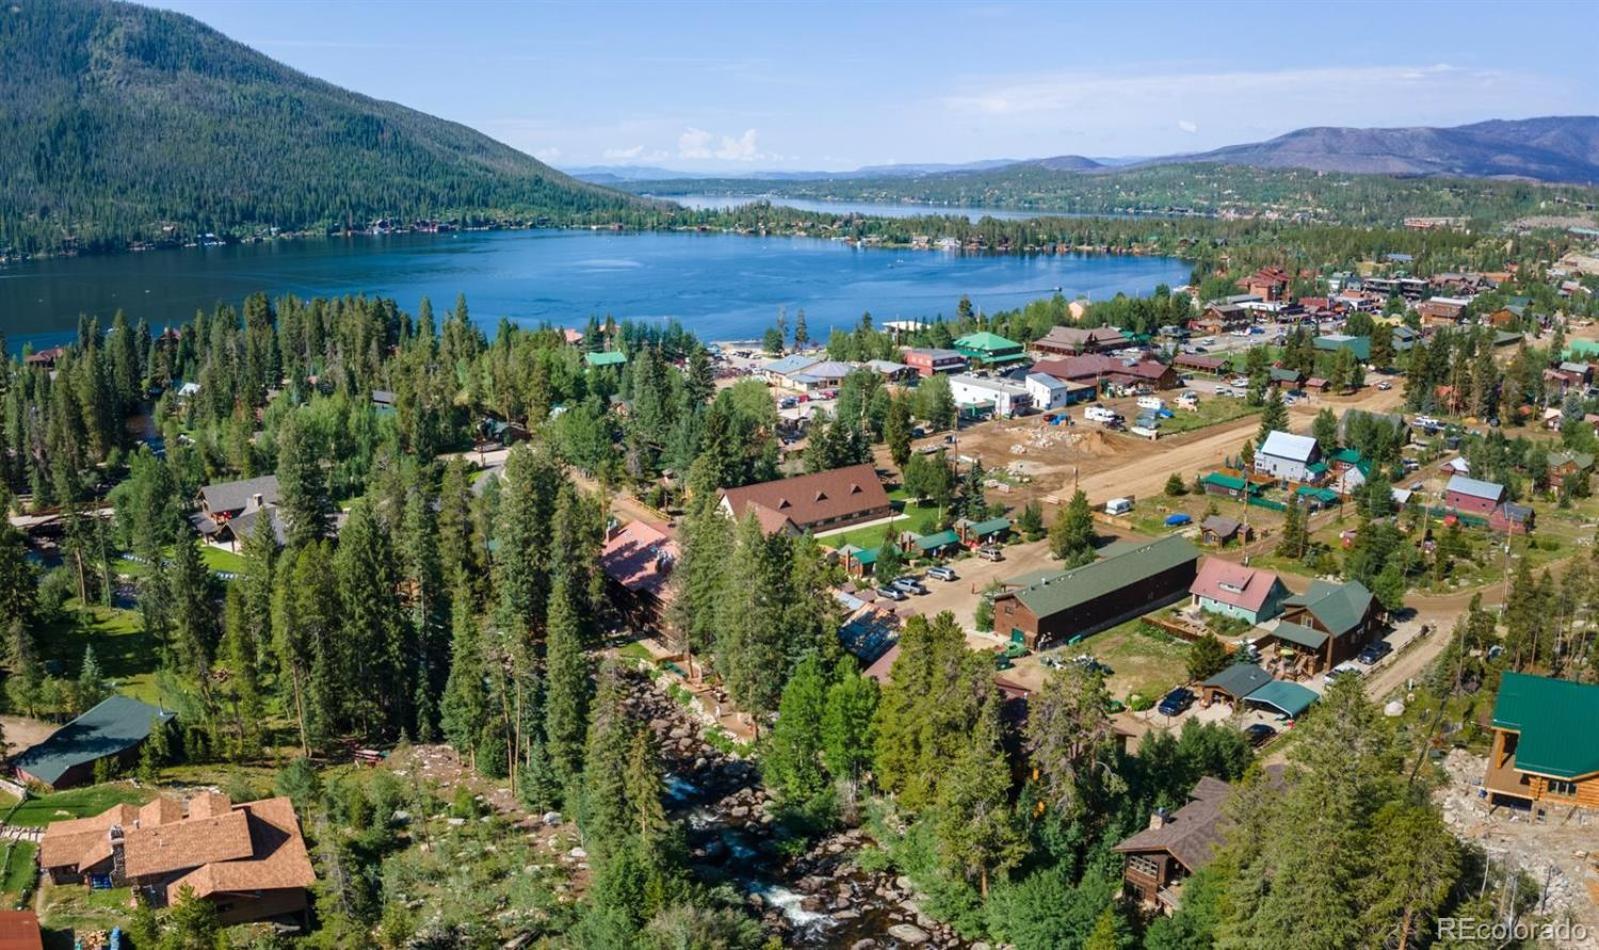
[899,347,967,377]
[1444,474,1504,516]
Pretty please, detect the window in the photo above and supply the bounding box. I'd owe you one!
[1547,779,1578,798]
[1126,854,1161,878]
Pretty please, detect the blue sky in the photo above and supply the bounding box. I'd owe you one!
[150,0,1599,172]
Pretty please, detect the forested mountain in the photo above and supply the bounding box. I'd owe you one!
[1158,116,1599,182]
[0,0,649,254]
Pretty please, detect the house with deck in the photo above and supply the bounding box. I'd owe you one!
[599,521,679,635]
[1113,776,1235,909]
[1268,579,1381,673]
[194,475,281,542]
[1483,673,1599,810]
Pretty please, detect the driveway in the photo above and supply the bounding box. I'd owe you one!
[903,538,1055,632]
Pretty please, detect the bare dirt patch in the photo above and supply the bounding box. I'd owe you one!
[0,716,57,758]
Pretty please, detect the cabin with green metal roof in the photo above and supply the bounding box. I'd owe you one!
[12,695,175,790]
[991,535,1199,649]
[585,350,627,368]
[1484,673,1599,809]
[953,331,1027,366]
[1268,579,1382,674]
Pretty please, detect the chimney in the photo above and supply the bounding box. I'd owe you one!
[247,492,264,512]
[108,825,127,886]
[1149,807,1170,831]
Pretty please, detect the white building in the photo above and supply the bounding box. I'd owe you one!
[949,374,1031,417]
[1255,430,1321,483]
[1024,372,1070,410]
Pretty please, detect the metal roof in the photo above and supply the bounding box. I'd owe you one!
[1271,620,1328,651]
[1011,535,1198,619]
[1445,474,1505,502]
[1246,680,1318,718]
[1259,430,1318,463]
[12,695,175,786]
[914,529,960,552]
[1282,579,1373,638]
[965,516,1012,537]
[1201,663,1273,699]
[1491,672,1599,779]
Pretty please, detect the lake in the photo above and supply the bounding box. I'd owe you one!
[0,229,1188,352]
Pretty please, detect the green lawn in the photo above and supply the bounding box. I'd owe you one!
[199,544,246,574]
[0,841,36,904]
[37,881,133,941]
[1084,618,1193,704]
[1158,397,1260,436]
[35,605,162,705]
[8,785,152,828]
[817,497,945,551]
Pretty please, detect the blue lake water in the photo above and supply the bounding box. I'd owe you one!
[0,228,1188,352]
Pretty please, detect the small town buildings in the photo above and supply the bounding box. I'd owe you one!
[1547,451,1595,491]
[0,912,42,950]
[1416,296,1470,326]
[1313,333,1371,361]
[1032,355,1179,391]
[1444,474,1505,516]
[718,463,892,536]
[1483,673,1599,809]
[1031,326,1129,357]
[991,536,1200,649]
[584,350,627,369]
[1198,663,1273,708]
[786,360,854,391]
[1240,266,1291,301]
[23,347,66,370]
[599,521,679,635]
[956,515,1012,547]
[900,347,968,377]
[1189,560,1287,625]
[1113,776,1235,908]
[1267,367,1306,389]
[863,359,915,382]
[39,793,316,924]
[12,696,175,789]
[1023,372,1067,410]
[1270,579,1381,673]
[1254,431,1321,484]
[1172,353,1231,376]
[949,374,1032,417]
[1193,304,1249,335]
[1198,514,1249,546]
[1489,502,1535,536]
[953,331,1027,367]
[760,354,822,383]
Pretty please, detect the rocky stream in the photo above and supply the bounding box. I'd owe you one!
[621,668,974,949]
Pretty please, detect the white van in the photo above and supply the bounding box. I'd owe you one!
[1136,395,1165,411]
[1084,406,1119,423]
[1105,497,1133,516]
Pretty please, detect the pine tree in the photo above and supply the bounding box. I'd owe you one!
[821,661,878,815]
[1277,490,1307,560]
[1049,490,1096,566]
[765,656,829,803]
[1258,389,1288,443]
[935,694,1024,898]
[544,576,591,786]
[1024,664,1122,818]
[439,591,490,769]
[276,412,332,545]
[884,395,913,469]
[336,500,409,737]
[1311,407,1339,453]
[75,645,107,712]
[401,487,447,734]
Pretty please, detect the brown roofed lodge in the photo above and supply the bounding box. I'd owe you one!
[717,464,892,536]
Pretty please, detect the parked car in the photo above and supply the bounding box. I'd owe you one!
[1072,655,1114,676]
[926,565,958,582]
[1105,497,1133,516]
[1244,723,1278,747]
[891,577,929,596]
[1230,376,1250,387]
[1157,687,1195,717]
[977,546,1005,562]
[874,586,907,602]
[1357,641,1393,665]
[1376,381,1392,391]
[1328,661,1364,681]
[911,427,927,438]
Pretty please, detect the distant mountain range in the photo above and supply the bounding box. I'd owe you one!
[579,117,1599,187]
[1,0,645,253]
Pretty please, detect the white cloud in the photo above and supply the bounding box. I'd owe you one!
[678,126,769,162]
[1177,120,1198,134]
[533,146,562,162]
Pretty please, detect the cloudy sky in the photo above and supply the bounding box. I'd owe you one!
[151,0,1599,172]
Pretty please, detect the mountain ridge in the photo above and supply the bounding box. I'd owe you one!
[0,0,647,253]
